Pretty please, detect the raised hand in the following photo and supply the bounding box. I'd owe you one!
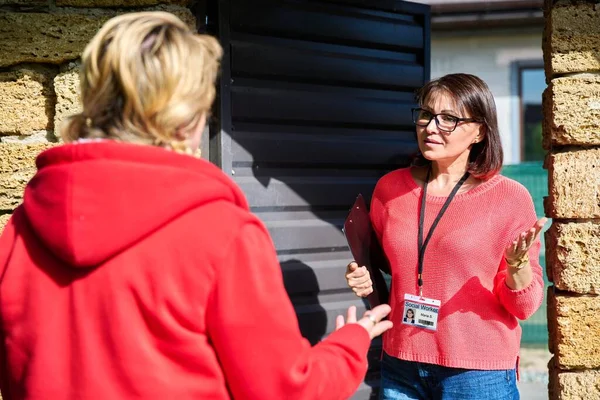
[335,304,393,340]
[505,217,547,268]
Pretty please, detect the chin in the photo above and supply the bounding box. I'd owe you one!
[420,149,442,161]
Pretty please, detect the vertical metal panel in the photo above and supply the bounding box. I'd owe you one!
[213,1,430,398]
[213,0,234,173]
[422,2,431,83]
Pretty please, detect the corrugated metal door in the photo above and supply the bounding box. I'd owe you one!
[209,1,430,397]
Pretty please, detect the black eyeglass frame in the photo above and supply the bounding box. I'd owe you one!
[411,107,482,133]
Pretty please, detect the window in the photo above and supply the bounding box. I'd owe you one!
[519,67,546,161]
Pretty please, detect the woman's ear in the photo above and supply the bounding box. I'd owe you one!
[186,112,207,152]
[175,113,207,144]
[473,125,486,144]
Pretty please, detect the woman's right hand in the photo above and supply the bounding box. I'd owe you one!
[335,304,393,340]
[345,261,373,297]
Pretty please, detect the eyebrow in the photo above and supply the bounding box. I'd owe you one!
[422,107,459,115]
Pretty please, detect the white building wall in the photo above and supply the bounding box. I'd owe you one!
[430,29,542,164]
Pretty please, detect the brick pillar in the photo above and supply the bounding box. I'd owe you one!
[0,1,196,234]
[544,1,600,398]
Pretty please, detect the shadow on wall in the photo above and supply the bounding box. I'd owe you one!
[281,260,327,346]
[245,149,409,399]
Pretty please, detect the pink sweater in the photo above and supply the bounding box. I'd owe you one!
[370,167,544,370]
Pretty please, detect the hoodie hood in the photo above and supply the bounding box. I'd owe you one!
[23,141,248,268]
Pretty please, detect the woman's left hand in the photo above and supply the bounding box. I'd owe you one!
[504,217,547,266]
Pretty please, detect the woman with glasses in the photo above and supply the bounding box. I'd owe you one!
[345,73,546,400]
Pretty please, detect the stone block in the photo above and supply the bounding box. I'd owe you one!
[548,289,600,369]
[0,143,52,210]
[0,6,196,68]
[56,0,188,6]
[54,62,82,139]
[0,13,106,68]
[546,149,600,219]
[0,0,48,5]
[546,221,600,294]
[543,75,600,147]
[543,1,600,77]
[550,366,600,400]
[0,143,52,175]
[0,180,29,210]
[0,66,55,135]
[0,213,10,234]
[0,131,55,144]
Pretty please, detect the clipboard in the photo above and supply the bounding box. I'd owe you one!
[342,194,390,309]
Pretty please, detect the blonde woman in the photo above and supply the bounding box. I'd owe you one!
[0,12,392,400]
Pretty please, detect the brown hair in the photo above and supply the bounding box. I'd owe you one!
[61,12,222,154]
[413,73,503,180]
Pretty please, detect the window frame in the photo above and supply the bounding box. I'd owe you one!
[512,60,545,162]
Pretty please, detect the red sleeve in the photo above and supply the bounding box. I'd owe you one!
[493,240,544,320]
[0,210,18,281]
[206,221,371,400]
[493,191,544,320]
[0,209,19,400]
[370,179,385,242]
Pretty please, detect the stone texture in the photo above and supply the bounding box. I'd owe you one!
[145,4,196,28]
[543,1,600,77]
[0,6,195,68]
[0,174,29,210]
[0,214,10,234]
[0,0,48,4]
[56,0,188,6]
[550,365,600,400]
[546,221,600,294]
[0,143,53,210]
[543,75,600,147]
[0,143,52,175]
[54,62,82,139]
[0,66,55,135]
[548,289,600,369]
[546,148,600,219]
[0,13,106,68]
[0,131,55,144]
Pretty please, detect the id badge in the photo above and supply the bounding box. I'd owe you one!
[402,293,441,331]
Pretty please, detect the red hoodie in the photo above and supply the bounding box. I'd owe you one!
[0,141,370,400]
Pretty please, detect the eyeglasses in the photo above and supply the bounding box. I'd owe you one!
[411,107,481,133]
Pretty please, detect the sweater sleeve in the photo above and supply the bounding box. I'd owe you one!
[493,189,545,320]
[370,179,385,242]
[0,210,18,400]
[206,221,371,400]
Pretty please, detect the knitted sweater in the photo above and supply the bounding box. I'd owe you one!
[370,167,544,370]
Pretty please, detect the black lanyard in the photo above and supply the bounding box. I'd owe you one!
[417,167,470,297]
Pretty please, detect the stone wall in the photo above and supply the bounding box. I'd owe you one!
[544,0,600,398]
[0,0,196,234]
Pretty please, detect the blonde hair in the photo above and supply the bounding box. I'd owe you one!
[62,11,222,152]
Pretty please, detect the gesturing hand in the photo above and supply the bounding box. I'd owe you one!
[345,261,373,298]
[504,217,547,267]
[335,304,393,340]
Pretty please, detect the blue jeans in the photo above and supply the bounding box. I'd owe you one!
[380,352,519,400]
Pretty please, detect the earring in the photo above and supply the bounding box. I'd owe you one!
[168,139,202,158]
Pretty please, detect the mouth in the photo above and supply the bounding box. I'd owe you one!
[423,137,443,145]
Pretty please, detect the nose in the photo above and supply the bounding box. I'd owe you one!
[425,116,439,133]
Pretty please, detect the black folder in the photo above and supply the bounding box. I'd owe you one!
[342,194,390,309]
